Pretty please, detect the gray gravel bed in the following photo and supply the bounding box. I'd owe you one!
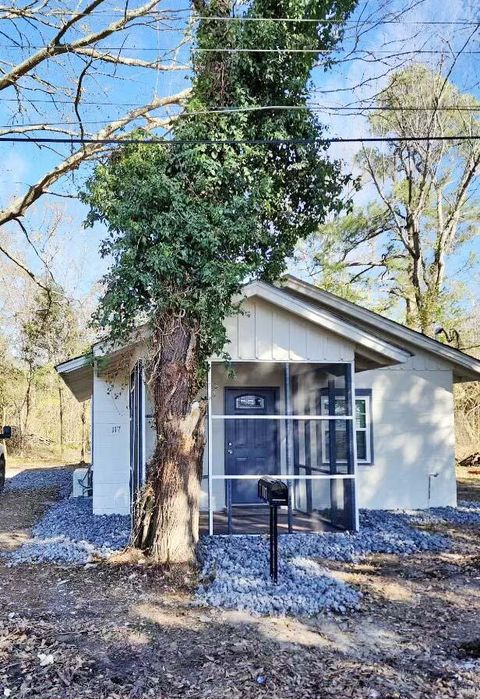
[7,474,479,618]
[5,467,73,497]
[407,501,480,528]
[8,497,131,565]
[197,536,361,616]
[196,508,455,617]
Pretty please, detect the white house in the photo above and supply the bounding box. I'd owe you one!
[56,276,480,535]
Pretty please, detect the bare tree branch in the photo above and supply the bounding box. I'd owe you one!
[0,89,190,228]
[0,236,51,291]
[74,47,189,71]
[0,0,162,91]
[0,1,193,287]
[13,217,56,284]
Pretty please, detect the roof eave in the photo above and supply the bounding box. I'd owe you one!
[55,354,90,375]
[282,276,480,383]
[56,355,93,403]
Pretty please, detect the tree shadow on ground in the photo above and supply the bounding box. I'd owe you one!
[1,544,479,699]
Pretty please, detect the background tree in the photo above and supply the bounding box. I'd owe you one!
[0,204,97,461]
[0,298,90,462]
[304,64,480,334]
[20,281,80,452]
[83,0,357,563]
[0,336,24,432]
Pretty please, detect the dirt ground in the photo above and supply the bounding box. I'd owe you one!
[457,464,480,502]
[0,466,479,699]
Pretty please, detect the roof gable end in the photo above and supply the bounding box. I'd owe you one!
[282,276,480,382]
[242,280,411,366]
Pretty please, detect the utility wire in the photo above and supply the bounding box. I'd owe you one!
[2,98,480,111]
[2,104,480,129]
[1,135,480,146]
[187,16,480,25]
[2,44,480,54]
[2,8,477,25]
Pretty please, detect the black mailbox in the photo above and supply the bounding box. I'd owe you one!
[258,478,288,506]
[258,478,289,583]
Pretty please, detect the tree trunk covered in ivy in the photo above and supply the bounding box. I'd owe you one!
[84,0,357,563]
[133,315,206,562]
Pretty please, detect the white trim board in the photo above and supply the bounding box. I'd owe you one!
[282,276,480,382]
[56,355,90,374]
[210,414,355,420]
[210,474,355,480]
[55,354,93,402]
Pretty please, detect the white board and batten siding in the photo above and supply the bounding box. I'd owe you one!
[92,366,131,515]
[221,297,354,362]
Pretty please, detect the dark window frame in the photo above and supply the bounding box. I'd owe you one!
[319,388,374,465]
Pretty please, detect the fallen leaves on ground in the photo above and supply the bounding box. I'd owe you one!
[0,468,479,698]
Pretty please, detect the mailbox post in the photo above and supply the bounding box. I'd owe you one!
[257,478,289,583]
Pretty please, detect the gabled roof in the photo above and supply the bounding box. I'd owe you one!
[57,274,480,403]
[281,275,480,383]
[242,280,411,367]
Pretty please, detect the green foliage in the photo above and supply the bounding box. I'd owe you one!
[0,337,24,418]
[304,63,480,332]
[83,0,356,377]
[0,331,89,456]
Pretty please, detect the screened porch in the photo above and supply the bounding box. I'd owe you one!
[200,360,359,535]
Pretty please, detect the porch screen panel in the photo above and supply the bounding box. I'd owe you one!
[290,363,348,416]
[207,360,357,534]
[211,475,355,534]
[208,417,355,533]
[292,418,354,476]
[210,418,281,476]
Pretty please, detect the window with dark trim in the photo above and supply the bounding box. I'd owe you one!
[320,389,373,465]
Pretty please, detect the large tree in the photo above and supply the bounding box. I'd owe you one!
[83,0,357,563]
[305,64,480,333]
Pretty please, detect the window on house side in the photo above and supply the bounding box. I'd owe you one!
[320,393,373,465]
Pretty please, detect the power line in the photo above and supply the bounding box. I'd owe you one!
[159,16,480,26]
[2,95,480,113]
[4,8,478,26]
[189,17,479,26]
[1,134,480,146]
[1,44,480,54]
[0,43,189,53]
[171,104,480,117]
[2,103,480,129]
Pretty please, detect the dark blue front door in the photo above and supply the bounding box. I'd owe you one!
[225,388,279,505]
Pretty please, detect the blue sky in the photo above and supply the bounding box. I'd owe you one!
[0,0,479,310]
